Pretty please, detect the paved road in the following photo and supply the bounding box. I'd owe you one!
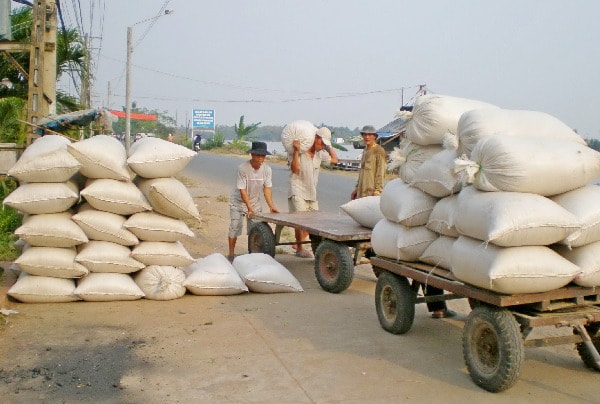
[182,151,357,212]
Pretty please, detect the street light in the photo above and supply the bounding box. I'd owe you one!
[125,10,173,154]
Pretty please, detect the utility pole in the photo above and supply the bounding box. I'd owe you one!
[106,81,111,109]
[26,0,57,145]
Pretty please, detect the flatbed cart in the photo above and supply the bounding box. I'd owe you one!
[248,211,372,293]
[370,256,600,393]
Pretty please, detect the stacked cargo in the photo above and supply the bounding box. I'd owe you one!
[372,94,600,294]
[6,135,199,302]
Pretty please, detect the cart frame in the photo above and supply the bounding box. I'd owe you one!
[249,211,372,293]
[370,256,600,392]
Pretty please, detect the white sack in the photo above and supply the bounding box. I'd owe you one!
[371,219,437,261]
[75,272,145,301]
[183,253,248,295]
[339,196,383,229]
[15,212,88,247]
[133,265,186,300]
[67,135,131,181]
[419,235,456,270]
[426,195,459,237]
[411,148,462,198]
[233,253,303,293]
[124,211,195,242]
[131,240,194,267]
[457,136,600,196]
[405,94,496,145]
[387,141,444,183]
[455,186,581,247]
[554,242,600,287]
[457,108,586,158]
[8,272,80,303]
[8,135,81,183]
[451,236,580,294]
[379,178,437,226]
[3,181,79,214]
[71,207,139,246]
[127,137,196,178]
[15,246,89,278]
[80,178,152,215]
[280,120,317,154]
[551,185,600,247]
[75,240,145,273]
[136,177,200,221]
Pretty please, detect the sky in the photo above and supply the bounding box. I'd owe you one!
[49,0,600,137]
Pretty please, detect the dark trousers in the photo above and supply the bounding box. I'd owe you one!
[423,284,447,312]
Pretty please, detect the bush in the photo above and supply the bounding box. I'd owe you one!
[202,132,225,150]
[0,179,22,260]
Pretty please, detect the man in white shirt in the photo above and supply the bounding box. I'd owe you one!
[288,127,338,258]
[228,142,279,261]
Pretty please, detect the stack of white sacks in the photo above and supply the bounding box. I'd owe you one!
[345,93,600,294]
[5,135,200,302]
[5,135,304,303]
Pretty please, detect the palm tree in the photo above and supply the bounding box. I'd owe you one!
[0,6,85,110]
[233,115,261,146]
[0,6,87,143]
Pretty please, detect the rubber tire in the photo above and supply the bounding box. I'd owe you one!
[575,323,600,371]
[314,239,354,293]
[247,222,276,257]
[375,271,415,335]
[310,235,322,255]
[462,305,525,393]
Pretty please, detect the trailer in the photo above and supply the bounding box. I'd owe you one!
[370,256,600,392]
[248,211,372,293]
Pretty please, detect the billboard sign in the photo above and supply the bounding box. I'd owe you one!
[192,109,215,130]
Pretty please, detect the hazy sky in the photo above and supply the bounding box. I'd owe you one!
[54,0,600,137]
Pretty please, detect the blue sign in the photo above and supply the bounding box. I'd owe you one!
[192,109,215,130]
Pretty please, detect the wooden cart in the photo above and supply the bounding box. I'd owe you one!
[248,211,372,293]
[370,256,600,393]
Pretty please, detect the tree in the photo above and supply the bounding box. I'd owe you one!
[0,97,26,144]
[586,138,600,152]
[233,115,260,146]
[0,7,86,115]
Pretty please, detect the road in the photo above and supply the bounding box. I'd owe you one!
[182,151,357,212]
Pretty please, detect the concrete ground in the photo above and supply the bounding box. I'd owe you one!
[1,255,599,403]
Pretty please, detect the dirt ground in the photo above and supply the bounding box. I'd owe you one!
[1,174,599,403]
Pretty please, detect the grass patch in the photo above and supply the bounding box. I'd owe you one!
[216,195,228,203]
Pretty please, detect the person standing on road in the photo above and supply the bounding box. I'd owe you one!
[351,125,387,200]
[228,141,279,261]
[288,126,338,258]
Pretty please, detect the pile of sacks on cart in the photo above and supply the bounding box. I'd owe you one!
[4,135,303,303]
[341,93,600,295]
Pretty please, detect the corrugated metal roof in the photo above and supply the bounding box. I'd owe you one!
[377,117,407,134]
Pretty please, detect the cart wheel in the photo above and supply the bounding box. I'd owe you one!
[468,298,482,310]
[575,323,600,371]
[314,239,354,293]
[310,235,322,255]
[462,305,525,393]
[248,222,276,257]
[374,271,415,335]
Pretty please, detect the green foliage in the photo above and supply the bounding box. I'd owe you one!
[202,132,225,150]
[0,97,27,144]
[1,7,86,104]
[0,179,22,261]
[111,108,177,139]
[234,116,260,143]
[586,138,600,152]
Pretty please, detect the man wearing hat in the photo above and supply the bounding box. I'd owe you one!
[350,125,387,200]
[227,141,279,261]
[288,126,338,258]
